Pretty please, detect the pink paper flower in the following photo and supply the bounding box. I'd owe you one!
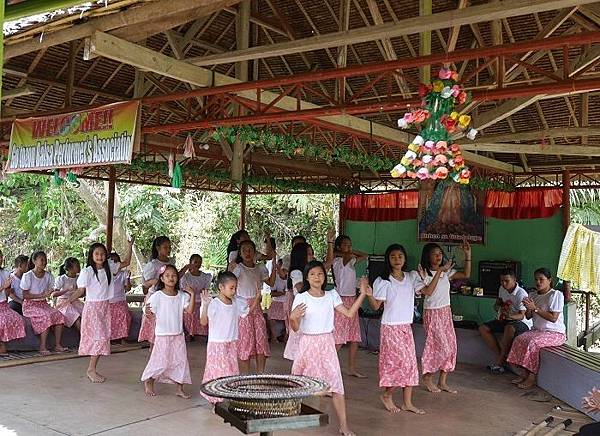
[434,154,448,165]
[450,144,460,153]
[416,167,430,179]
[451,85,461,97]
[407,171,416,178]
[438,68,452,80]
[434,167,449,179]
[422,155,433,164]
[403,112,415,123]
[425,140,435,149]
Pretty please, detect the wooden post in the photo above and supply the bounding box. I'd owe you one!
[0,1,4,106]
[65,41,76,108]
[419,0,432,84]
[338,194,345,234]
[562,169,572,302]
[106,167,116,252]
[240,183,247,230]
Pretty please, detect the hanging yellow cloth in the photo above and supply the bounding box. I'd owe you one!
[558,223,600,293]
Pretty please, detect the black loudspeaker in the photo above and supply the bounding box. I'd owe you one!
[359,255,385,319]
[478,260,521,297]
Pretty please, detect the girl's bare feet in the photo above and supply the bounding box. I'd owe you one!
[87,370,106,383]
[176,389,192,399]
[423,375,441,393]
[54,346,68,353]
[39,349,52,356]
[511,377,526,385]
[144,379,156,396]
[347,369,367,378]
[401,404,426,415]
[380,394,401,413]
[438,383,458,394]
[339,426,356,436]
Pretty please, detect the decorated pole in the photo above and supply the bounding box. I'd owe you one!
[391,67,477,183]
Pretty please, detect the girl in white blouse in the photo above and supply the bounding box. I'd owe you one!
[289,260,370,436]
[368,244,425,415]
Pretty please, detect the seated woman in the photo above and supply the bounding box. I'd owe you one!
[507,268,566,389]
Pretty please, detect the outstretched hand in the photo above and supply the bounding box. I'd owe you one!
[200,289,212,306]
[416,264,426,280]
[327,228,336,242]
[358,277,373,296]
[290,303,307,321]
[440,260,455,273]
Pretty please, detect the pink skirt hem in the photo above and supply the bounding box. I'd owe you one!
[78,300,111,356]
[421,306,457,374]
[201,341,239,403]
[141,334,192,385]
[333,296,362,345]
[292,333,344,395]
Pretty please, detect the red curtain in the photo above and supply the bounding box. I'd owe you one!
[342,191,418,221]
[483,188,563,220]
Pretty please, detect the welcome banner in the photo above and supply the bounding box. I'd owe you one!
[7,101,139,172]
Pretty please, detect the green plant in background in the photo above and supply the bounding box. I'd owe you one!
[570,189,600,225]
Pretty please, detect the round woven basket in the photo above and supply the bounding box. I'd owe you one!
[201,374,329,419]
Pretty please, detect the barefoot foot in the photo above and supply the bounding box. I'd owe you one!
[401,404,426,415]
[380,394,401,413]
[347,370,367,379]
[438,384,458,394]
[339,426,356,436]
[54,346,69,353]
[517,381,536,390]
[511,377,526,385]
[176,390,192,399]
[423,379,441,393]
[39,349,52,356]
[144,379,156,396]
[87,370,106,383]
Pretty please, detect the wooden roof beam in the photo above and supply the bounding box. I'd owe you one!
[1,85,35,100]
[85,31,519,173]
[473,127,600,142]
[4,0,240,60]
[462,142,600,156]
[186,0,598,67]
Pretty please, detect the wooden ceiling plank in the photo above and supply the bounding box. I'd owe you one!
[462,142,600,156]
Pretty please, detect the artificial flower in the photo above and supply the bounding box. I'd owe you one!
[441,86,453,98]
[419,84,432,97]
[451,85,461,97]
[422,155,433,164]
[413,135,424,145]
[434,166,449,179]
[405,150,417,160]
[403,112,415,123]
[390,164,407,178]
[449,112,459,121]
[457,91,467,105]
[412,159,422,167]
[441,116,457,132]
[407,171,416,178]
[400,156,411,166]
[454,155,464,165]
[450,144,460,153]
[408,143,420,152]
[413,109,429,123]
[425,140,435,149]
[466,128,478,140]
[438,68,452,80]
[436,140,448,149]
[451,71,459,81]
[416,167,430,179]
[432,80,444,92]
[397,118,409,129]
[458,114,472,129]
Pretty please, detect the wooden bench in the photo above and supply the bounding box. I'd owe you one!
[537,344,600,420]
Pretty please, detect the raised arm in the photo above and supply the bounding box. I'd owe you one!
[263,257,277,288]
[449,240,471,280]
[323,228,336,271]
[199,290,211,326]
[119,238,135,269]
[182,286,196,315]
[335,278,371,318]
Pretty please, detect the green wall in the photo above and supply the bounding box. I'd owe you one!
[346,212,563,289]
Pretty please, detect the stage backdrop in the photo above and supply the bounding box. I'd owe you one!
[345,213,563,289]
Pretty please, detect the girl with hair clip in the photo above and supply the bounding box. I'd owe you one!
[179,254,212,340]
[507,268,567,390]
[139,236,172,347]
[21,251,66,355]
[226,230,274,265]
[69,240,133,383]
[228,240,277,374]
[141,264,194,399]
[332,234,368,378]
[9,255,29,315]
[109,252,132,345]
[54,257,83,331]
[200,271,249,403]
[367,244,425,414]
[289,260,371,436]
[417,241,471,394]
[0,249,26,356]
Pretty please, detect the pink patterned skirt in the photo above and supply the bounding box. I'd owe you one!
[110,301,131,340]
[507,330,566,374]
[422,306,457,374]
[183,304,208,336]
[283,328,301,361]
[292,332,344,394]
[333,296,362,345]
[141,334,191,385]
[138,312,155,344]
[22,299,64,334]
[201,341,239,403]
[268,301,287,321]
[379,324,419,388]
[237,304,270,361]
[78,300,111,356]
[0,302,26,342]
[56,297,84,328]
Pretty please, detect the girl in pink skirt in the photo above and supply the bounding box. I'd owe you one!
[0,269,26,356]
[139,236,172,348]
[70,241,133,383]
[141,264,193,399]
[53,258,83,331]
[268,259,288,343]
[229,240,276,374]
[290,260,370,436]
[8,255,28,315]
[109,252,132,345]
[332,234,367,378]
[417,241,471,394]
[180,254,212,340]
[368,244,425,415]
[507,268,566,390]
[21,251,66,355]
[200,271,249,402]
